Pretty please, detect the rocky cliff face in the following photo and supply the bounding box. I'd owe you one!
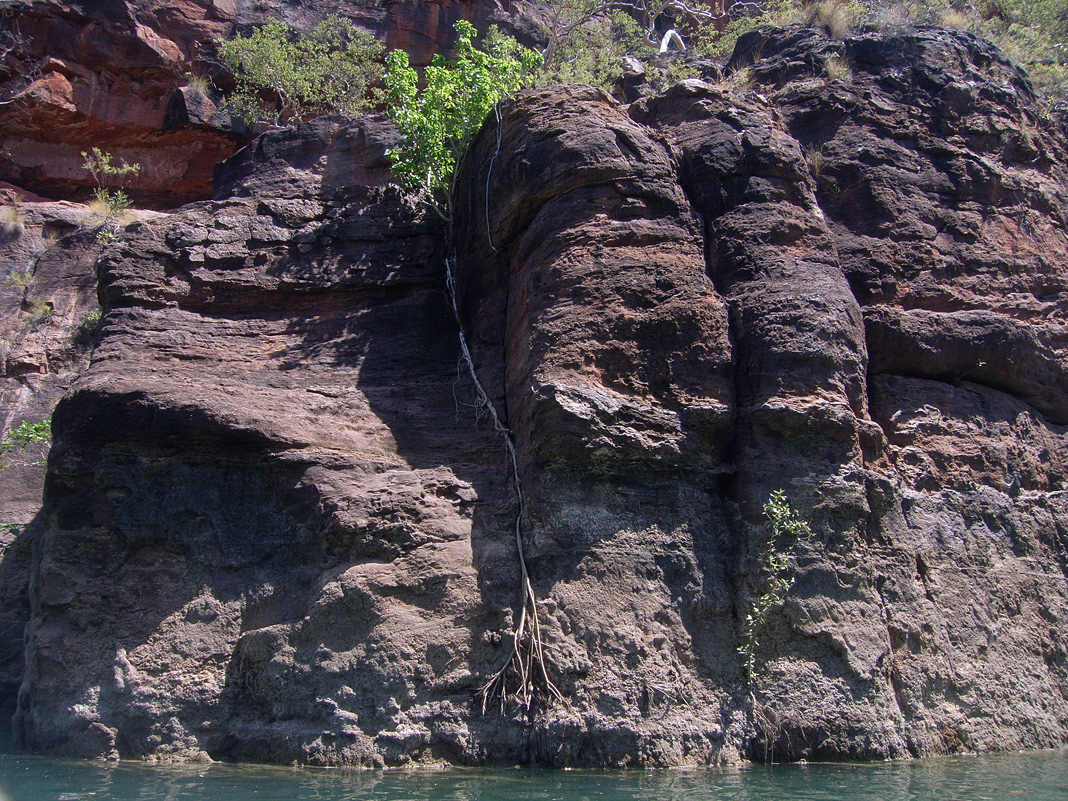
[6,23,1068,765]
[0,0,517,207]
[0,190,168,714]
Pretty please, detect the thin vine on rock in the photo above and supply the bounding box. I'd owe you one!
[383,22,561,713]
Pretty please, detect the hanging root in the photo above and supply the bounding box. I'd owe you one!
[749,691,782,762]
[475,520,564,714]
[442,253,562,715]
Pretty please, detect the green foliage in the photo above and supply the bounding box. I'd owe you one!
[25,298,52,328]
[984,0,1068,97]
[700,0,801,56]
[91,186,132,219]
[738,490,811,687]
[81,147,140,188]
[538,0,727,87]
[72,308,102,352]
[82,148,140,242]
[4,268,29,287]
[217,15,383,127]
[383,20,541,219]
[645,58,702,90]
[0,418,51,470]
[540,0,650,87]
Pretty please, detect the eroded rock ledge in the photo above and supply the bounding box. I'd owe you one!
[0,0,515,207]
[11,25,1068,765]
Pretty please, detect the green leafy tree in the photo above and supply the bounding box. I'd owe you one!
[217,15,383,127]
[541,6,649,88]
[384,20,541,222]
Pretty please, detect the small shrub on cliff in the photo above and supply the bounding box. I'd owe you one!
[88,187,132,220]
[25,297,52,328]
[0,201,23,238]
[71,308,102,354]
[822,53,853,81]
[82,148,140,242]
[803,144,826,178]
[0,418,51,470]
[183,71,214,94]
[217,16,383,127]
[82,147,140,189]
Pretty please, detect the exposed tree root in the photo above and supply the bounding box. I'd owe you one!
[476,565,563,713]
[750,691,782,762]
[442,253,563,715]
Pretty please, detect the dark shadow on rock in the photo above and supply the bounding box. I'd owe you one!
[0,513,36,728]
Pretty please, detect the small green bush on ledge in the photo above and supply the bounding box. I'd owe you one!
[81,148,140,243]
[216,15,383,128]
[0,419,51,470]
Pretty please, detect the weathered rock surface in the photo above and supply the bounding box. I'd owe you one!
[0,0,520,207]
[0,192,99,713]
[0,187,169,715]
[8,24,1068,765]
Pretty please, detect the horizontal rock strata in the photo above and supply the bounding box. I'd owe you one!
[7,25,1068,764]
[0,0,516,207]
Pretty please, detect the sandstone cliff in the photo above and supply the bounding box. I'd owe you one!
[4,23,1068,765]
[0,0,517,207]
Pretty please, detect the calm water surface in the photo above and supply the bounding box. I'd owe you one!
[2,741,1066,801]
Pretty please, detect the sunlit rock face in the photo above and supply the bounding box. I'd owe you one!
[9,24,1068,765]
[0,0,513,207]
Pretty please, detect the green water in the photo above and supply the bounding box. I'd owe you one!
[1,745,1066,800]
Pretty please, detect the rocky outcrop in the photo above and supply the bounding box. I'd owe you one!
[8,24,1068,765]
[0,0,520,207]
[0,198,95,714]
[0,186,167,714]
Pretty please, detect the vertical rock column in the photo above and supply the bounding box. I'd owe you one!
[454,87,741,765]
[635,83,908,760]
[635,82,870,520]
